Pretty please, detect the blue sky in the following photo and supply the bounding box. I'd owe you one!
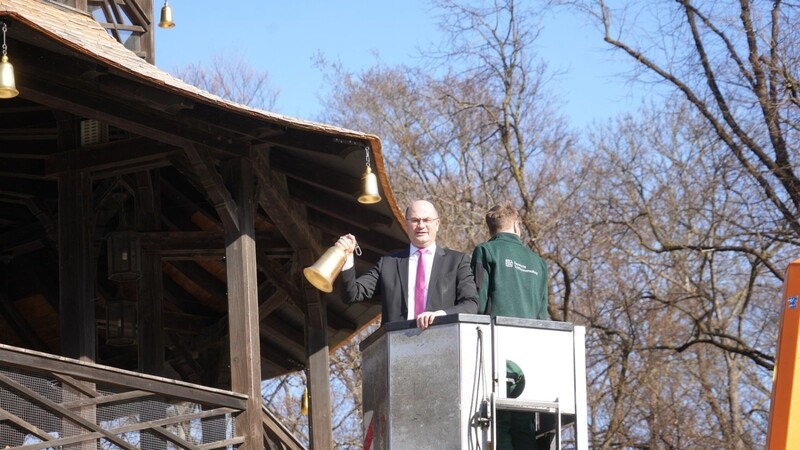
[153,1,642,128]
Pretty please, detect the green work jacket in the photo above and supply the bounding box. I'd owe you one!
[470,232,549,320]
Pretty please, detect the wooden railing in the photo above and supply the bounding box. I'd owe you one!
[262,406,306,450]
[0,344,249,449]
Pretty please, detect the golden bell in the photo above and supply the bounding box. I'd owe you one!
[303,245,347,293]
[158,2,175,28]
[358,166,381,204]
[0,55,19,99]
[300,388,309,416]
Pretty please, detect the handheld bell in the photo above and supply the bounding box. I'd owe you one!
[358,166,381,204]
[0,55,18,99]
[303,245,347,293]
[159,1,175,28]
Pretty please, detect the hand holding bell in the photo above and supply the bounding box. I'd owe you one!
[335,234,357,254]
[303,235,361,293]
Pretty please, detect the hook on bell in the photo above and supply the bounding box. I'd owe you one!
[159,1,175,28]
[0,22,19,99]
[358,147,381,204]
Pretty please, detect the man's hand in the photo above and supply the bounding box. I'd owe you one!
[335,234,357,254]
[416,310,445,330]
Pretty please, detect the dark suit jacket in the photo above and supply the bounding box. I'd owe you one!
[340,246,479,324]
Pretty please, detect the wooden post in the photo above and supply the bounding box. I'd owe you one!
[139,0,155,64]
[58,171,98,450]
[224,157,265,448]
[58,171,96,362]
[136,170,166,449]
[136,170,164,376]
[299,248,334,449]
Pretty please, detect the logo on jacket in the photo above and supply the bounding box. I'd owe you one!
[504,258,538,275]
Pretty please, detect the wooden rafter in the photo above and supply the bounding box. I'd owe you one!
[46,137,177,177]
[253,151,321,253]
[180,145,240,233]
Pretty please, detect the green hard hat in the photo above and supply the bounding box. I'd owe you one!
[506,360,526,398]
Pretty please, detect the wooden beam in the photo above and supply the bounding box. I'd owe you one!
[162,311,217,334]
[286,177,394,229]
[0,158,46,179]
[164,261,228,312]
[270,149,360,195]
[262,405,307,450]
[141,231,291,257]
[19,81,243,153]
[223,157,264,447]
[0,344,247,409]
[159,175,222,232]
[253,151,321,253]
[181,145,240,233]
[259,316,306,362]
[162,277,220,318]
[0,177,57,199]
[259,290,288,321]
[12,45,248,154]
[46,137,178,177]
[265,132,367,158]
[0,223,47,257]
[24,197,57,245]
[256,254,301,300]
[259,338,305,373]
[165,332,204,382]
[136,170,165,377]
[299,248,333,449]
[0,140,58,159]
[0,373,137,450]
[57,171,96,362]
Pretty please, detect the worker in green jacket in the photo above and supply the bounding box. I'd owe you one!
[471,202,552,450]
[471,203,549,320]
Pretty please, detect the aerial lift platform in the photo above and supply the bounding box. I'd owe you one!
[360,314,588,449]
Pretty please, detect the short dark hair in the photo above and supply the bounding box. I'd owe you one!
[485,202,520,235]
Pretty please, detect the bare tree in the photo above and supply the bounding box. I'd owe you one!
[568,0,800,242]
[550,3,800,445]
[575,100,788,448]
[173,53,280,110]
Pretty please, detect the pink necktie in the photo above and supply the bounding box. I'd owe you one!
[414,249,427,317]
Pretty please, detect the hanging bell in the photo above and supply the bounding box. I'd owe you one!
[303,245,348,293]
[358,166,381,204]
[0,55,19,99]
[158,1,175,28]
[300,388,309,416]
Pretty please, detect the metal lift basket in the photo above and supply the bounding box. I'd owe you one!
[360,314,588,449]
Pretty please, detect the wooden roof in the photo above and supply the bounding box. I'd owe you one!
[0,0,408,385]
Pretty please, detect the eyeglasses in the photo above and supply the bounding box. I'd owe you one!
[406,217,439,226]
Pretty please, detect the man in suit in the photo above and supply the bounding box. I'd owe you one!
[335,200,478,329]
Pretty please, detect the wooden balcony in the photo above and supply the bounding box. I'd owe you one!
[0,2,408,447]
[0,344,304,449]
